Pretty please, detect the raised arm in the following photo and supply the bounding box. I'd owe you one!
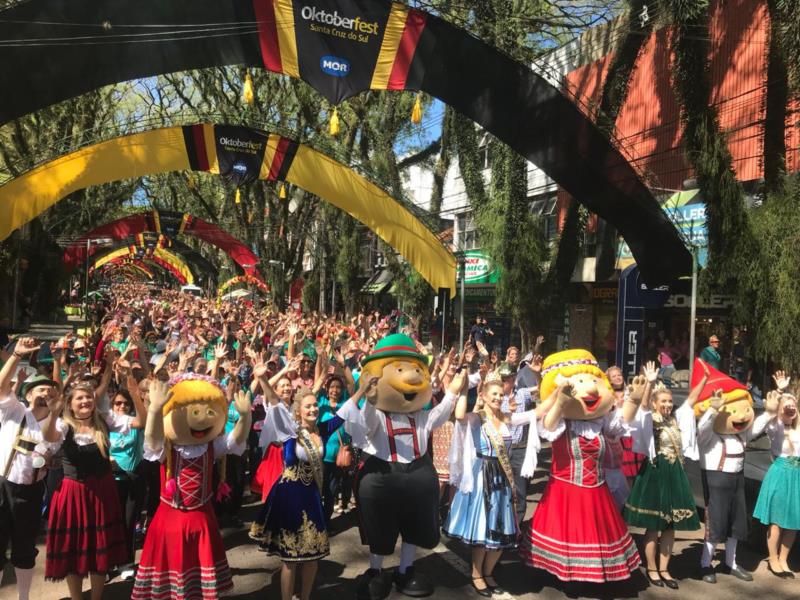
[544,381,572,431]
[144,380,170,454]
[0,337,39,396]
[229,389,252,448]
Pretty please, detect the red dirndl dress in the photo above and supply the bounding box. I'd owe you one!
[45,430,127,580]
[132,443,233,600]
[520,421,641,582]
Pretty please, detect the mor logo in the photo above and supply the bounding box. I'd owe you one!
[320,55,350,77]
[232,161,248,174]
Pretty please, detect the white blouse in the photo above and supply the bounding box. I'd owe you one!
[537,409,628,442]
[766,419,800,458]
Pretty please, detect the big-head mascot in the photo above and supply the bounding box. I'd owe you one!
[132,375,251,600]
[520,349,643,582]
[338,334,465,600]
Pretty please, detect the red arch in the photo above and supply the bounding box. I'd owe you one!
[64,210,260,279]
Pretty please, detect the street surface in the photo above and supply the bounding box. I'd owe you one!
[2,448,799,600]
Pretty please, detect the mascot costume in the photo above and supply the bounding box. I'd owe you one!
[520,349,643,582]
[132,375,251,600]
[337,333,464,600]
[687,358,771,583]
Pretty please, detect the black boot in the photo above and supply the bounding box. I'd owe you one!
[393,566,434,597]
[356,568,392,600]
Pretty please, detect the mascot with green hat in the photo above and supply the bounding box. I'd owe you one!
[338,333,466,600]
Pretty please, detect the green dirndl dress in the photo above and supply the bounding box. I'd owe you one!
[623,415,700,531]
[754,456,800,530]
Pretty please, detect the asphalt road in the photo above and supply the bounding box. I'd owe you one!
[2,450,799,600]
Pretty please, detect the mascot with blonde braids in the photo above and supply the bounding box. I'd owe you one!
[337,333,467,600]
[132,375,251,600]
[520,349,644,582]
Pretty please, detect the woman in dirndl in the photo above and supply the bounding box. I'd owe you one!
[47,381,145,599]
[254,379,377,600]
[624,362,702,589]
[753,371,800,579]
[444,380,540,596]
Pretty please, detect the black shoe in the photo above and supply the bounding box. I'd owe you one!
[470,577,492,598]
[768,563,791,579]
[659,573,679,590]
[723,565,753,582]
[700,566,717,584]
[357,568,392,600]
[483,575,505,595]
[646,570,664,587]
[394,567,434,597]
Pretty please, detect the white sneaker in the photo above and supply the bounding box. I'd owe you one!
[120,569,136,581]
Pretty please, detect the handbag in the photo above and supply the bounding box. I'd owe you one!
[335,429,354,469]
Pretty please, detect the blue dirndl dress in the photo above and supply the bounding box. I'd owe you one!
[444,415,518,548]
[255,404,343,561]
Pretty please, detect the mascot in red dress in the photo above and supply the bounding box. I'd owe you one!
[133,374,251,599]
[520,349,644,582]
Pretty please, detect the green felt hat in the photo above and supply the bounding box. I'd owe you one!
[21,374,58,397]
[361,333,426,366]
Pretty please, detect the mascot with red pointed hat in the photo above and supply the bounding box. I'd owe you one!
[687,358,772,584]
[337,333,467,600]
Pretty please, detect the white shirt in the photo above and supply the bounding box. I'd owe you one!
[55,410,134,443]
[537,409,628,442]
[144,430,246,462]
[337,392,457,463]
[0,392,59,485]
[697,409,771,473]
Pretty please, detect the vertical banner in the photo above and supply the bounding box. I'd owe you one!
[615,265,669,380]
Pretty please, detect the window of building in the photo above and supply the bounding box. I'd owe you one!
[456,212,480,250]
[531,196,558,241]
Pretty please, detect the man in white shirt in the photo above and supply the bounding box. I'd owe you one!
[338,334,466,600]
[0,338,62,600]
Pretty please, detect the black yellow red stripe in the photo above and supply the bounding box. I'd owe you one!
[266,136,299,181]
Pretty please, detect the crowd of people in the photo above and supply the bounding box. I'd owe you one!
[0,282,797,600]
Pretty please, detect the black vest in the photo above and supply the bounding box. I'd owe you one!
[62,427,111,481]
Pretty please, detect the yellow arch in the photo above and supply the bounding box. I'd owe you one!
[0,125,455,295]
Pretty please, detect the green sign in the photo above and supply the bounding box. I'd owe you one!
[458,250,499,284]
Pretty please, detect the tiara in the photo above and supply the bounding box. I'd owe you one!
[542,358,599,377]
[168,372,225,394]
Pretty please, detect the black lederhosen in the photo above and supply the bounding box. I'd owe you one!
[701,469,748,543]
[0,477,45,569]
[355,453,439,555]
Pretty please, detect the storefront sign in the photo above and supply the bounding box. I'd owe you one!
[458,250,499,284]
[662,294,734,309]
[617,190,707,270]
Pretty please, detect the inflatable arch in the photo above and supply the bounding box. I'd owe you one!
[0,0,690,284]
[100,261,155,281]
[0,124,456,293]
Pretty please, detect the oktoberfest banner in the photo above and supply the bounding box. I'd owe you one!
[0,0,691,284]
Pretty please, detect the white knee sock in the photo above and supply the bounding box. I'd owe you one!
[369,553,385,571]
[398,543,416,574]
[14,567,34,600]
[701,541,715,568]
[725,537,738,569]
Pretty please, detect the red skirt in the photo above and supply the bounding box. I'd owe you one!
[45,473,127,580]
[132,501,233,600]
[251,443,283,502]
[520,478,641,582]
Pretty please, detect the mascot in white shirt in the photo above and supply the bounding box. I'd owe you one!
[338,334,465,600]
